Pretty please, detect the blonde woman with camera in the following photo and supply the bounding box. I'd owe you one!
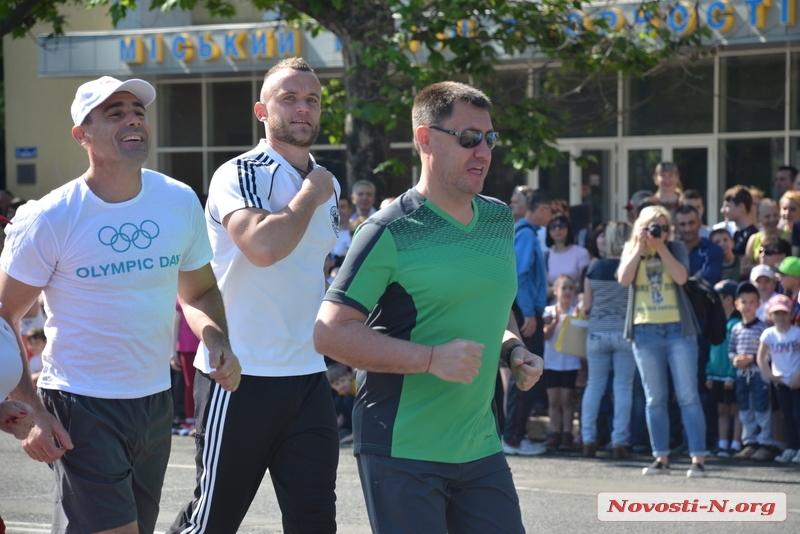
[617,205,707,478]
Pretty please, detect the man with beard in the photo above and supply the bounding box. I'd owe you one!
[169,58,340,533]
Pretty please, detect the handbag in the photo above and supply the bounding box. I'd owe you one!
[554,308,588,358]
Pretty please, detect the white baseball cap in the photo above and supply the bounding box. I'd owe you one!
[71,76,156,127]
[749,264,776,283]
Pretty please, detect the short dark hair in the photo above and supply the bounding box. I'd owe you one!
[736,282,759,300]
[723,185,753,212]
[778,165,799,180]
[527,189,553,212]
[26,327,45,341]
[260,57,316,102]
[546,212,574,247]
[760,237,791,257]
[326,363,352,383]
[680,189,703,204]
[265,57,314,79]
[675,205,699,218]
[710,228,732,241]
[412,82,491,151]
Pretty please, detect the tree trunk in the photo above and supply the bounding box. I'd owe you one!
[326,3,394,198]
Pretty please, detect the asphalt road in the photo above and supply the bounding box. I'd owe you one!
[1,432,798,533]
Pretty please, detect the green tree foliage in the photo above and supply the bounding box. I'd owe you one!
[2,0,711,192]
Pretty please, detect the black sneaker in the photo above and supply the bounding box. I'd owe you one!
[687,463,707,478]
[642,460,670,475]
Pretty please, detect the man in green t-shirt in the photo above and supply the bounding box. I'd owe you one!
[314,81,543,533]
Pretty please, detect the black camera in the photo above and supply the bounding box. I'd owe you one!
[647,221,662,238]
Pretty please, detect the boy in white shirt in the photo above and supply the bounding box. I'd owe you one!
[757,294,800,463]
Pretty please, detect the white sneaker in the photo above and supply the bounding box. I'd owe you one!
[775,448,797,463]
[502,439,546,456]
[792,450,800,464]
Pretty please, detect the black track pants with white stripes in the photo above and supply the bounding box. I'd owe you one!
[167,371,340,534]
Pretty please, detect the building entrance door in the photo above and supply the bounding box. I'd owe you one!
[622,138,717,224]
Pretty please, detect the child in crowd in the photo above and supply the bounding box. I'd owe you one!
[706,281,743,457]
[750,265,780,323]
[729,282,775,461]
[757,294,800,463]
[721,186,759,261]
[542,274,582,451]
[711,228,740,282]
[25,327,45,387]
[326,363,356,445]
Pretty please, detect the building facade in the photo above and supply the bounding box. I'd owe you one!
[4,0,800,224]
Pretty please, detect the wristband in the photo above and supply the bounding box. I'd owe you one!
[504,343,525,366]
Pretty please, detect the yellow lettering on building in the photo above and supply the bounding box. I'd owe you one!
[225,31,247,59]
[120,36,144,64]
[199,33,221,60]
[172,33,195,62]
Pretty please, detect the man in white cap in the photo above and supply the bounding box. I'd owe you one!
[0,76,241,534]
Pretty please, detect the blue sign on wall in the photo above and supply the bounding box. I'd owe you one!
[15,147,37,159]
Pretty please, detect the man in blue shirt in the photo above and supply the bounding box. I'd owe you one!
[503,189,552,456]
[676,205,723,285]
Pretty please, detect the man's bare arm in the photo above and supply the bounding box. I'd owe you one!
[314,300,484,384]
[225,167,334,267]
[177,265,241,392]
[0,271,74,461]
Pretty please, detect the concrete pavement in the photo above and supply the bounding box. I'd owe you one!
[1,432,798,533]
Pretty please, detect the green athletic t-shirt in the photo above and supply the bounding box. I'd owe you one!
[325,188,517,463]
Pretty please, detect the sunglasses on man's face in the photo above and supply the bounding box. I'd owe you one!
[429,126,500,150]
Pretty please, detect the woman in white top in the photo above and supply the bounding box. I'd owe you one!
[546,212,591,300]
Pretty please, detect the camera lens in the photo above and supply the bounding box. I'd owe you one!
[647,221,662,238]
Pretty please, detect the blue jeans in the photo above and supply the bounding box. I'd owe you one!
[632,322,708,458]
[581,331,637,446]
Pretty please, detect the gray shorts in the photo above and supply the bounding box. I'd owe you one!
[357,452,525,534]
[41,389,172,534]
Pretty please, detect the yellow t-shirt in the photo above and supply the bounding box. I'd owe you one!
[633,253,680,325]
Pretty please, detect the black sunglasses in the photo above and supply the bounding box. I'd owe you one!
[548,222,568,230]
[429,126,499,150]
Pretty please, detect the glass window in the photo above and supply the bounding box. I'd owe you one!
[538,152,570,202]
[159,152,204,197]
[481,70,530,138]
[673,147,709,221]
[719,138,785,205]
[313,149,347,191]
[158,84,202,147]
[483,148,528,203]
[541,71,618,138]
[384,148,416,199]
[208,151,243,177]
[627,149,662,199]
[791,53,800,130]
[208,81,255,147]
[720,54,785,133]
[581,149,612,228]
[624,62,713,136]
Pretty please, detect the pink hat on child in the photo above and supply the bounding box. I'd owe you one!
[767,294,793,314]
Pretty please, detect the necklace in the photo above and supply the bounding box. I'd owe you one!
[291,159,314,179]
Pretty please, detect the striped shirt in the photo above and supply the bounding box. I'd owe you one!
[728,318,767,375]
[586,258,627,334]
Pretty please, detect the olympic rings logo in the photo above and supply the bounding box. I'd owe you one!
[98,220,160,252]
